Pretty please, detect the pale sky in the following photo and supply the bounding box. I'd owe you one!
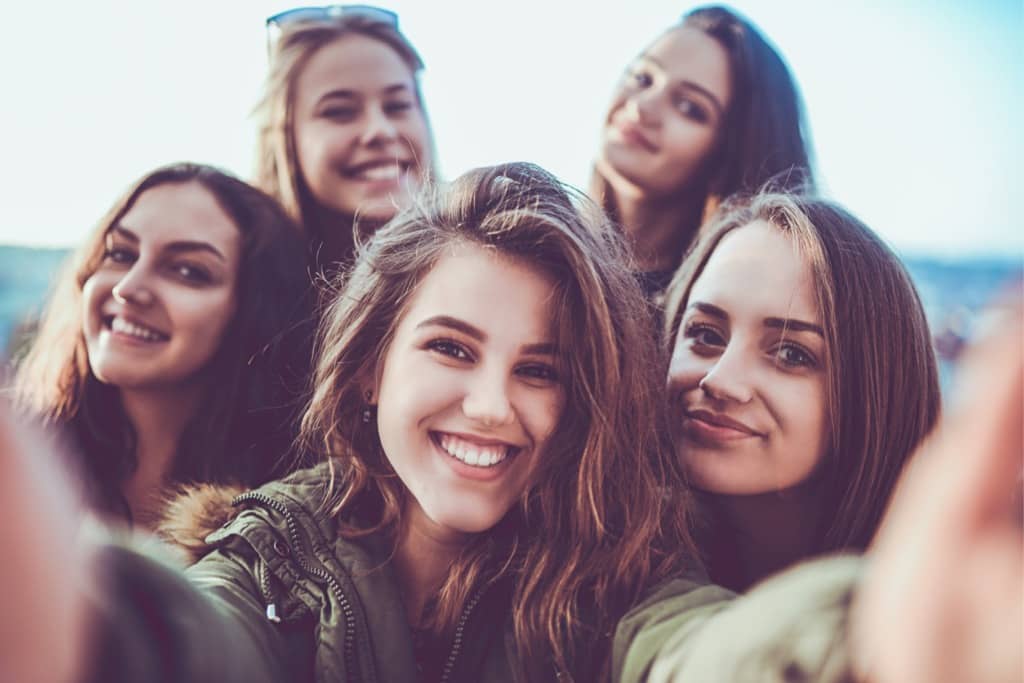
[3,0,1021,257]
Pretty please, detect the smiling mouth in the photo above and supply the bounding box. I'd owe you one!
[343,160,414,182]
[103,315,169,343]
[431,431,520,469]
[683,409,761,444]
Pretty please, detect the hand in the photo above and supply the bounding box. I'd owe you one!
[852,296,1023,683]
[0,403,94,683]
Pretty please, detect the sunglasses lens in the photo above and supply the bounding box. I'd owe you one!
[266,4,399,28]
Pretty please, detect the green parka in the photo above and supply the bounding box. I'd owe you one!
[84,465,862,683]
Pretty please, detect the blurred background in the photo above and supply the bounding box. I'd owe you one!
[2,0,1021,382]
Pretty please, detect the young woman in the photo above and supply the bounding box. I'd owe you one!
[592,5,813,297]
[663,192,942,591]
[255,6,440,269]
[13,163,314,528]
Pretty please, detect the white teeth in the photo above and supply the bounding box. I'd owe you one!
[109,316,165,342]
[438,433,510,469]
[359,164,401,180]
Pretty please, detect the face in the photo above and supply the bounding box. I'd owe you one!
[667,220,829,495]
[292,34,432,221]
[599,26,732,199]
[372,244,564,540]
[82,181,241,392]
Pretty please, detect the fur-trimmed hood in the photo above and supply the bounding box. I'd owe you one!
[155,482,248,565]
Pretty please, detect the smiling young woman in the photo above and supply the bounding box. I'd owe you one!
[254,8,439,270]
[664,192,942,591]
[592,5,814,299]
[13,163,314,528]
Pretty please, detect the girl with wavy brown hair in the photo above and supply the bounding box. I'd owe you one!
[255,6,440,269]
[12,163,313,528]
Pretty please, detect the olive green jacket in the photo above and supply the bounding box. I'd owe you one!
[86,465,861,683]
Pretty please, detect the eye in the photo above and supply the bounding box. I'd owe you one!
[773,343,818,370]
[384,100,414,116]
[683,322,726,348]
[516,363,559,384]
[320,106,359,122]
[426,338,473,361]
[673,94,709,123]
[628,67,654,89]
[171,262,213,284]
[103,246,136,265]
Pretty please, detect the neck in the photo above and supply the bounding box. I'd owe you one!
[306,202,384,268]
[611,186,705,273]
[392,502,469,627]
[118,384,203,528]
[699,484,823,592]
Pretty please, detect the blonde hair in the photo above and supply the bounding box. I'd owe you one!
[302,162,695,682]
[253,15,439,249]
[664,192,940,552]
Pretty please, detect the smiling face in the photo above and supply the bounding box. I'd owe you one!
[371,244,564,539]
[82,181,241,392]
[292,33,431,221]
[667,220,829,494]
[599,26,732,199]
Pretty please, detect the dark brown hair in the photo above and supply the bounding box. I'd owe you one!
[302,162,695,681]
[664,192,941,552]
[14,163,314,520]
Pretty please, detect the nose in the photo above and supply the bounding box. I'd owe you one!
[462,368,515,428]
[624,87,660,127]
[693,345,754,405]
[111,264,155,307]
[360,105,399,147]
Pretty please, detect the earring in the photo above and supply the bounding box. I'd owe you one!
[362,389,375,424]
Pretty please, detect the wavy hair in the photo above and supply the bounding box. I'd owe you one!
[664,192,941,553]
[253,13,439,264]
[13,163,314,521]
[301,162,695,681]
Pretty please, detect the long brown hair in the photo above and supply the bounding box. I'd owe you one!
[13,163,314,520]
[592,5,814,262]
[253,13,439,260]
[664,192,941,552]
[301,162,695,681]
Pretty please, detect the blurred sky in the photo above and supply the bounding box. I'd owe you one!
[2,0,1021,257]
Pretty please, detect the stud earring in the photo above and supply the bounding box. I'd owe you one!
[362,389,375,424]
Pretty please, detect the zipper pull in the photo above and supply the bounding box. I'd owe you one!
[266,603,282,623]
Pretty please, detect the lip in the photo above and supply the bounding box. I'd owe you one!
[342,158,414,179]
[683,409,761,444]
[609,118,657,153]
[430,430,522,483]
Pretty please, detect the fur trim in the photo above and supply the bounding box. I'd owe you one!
[155,482,247,566]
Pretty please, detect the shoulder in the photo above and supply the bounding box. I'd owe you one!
[155,462,335,565]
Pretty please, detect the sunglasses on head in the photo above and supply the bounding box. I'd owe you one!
[265,5,399,55]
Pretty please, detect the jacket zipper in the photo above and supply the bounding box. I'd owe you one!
[232,492,366,683]
[438,589,485,683]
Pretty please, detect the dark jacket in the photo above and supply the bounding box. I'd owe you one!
[85,464,861,683]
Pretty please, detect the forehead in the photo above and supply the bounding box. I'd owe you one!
[117,182,240,254]
[296,33,414,100]
[644,26,732,106]
[399,244,558,341]
[690,220,818,322]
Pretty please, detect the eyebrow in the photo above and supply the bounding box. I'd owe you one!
[111,225,227,262]
[687,301,825,337]
[643,56,727,117]
[415,315,558,355]
[316,83,410,104]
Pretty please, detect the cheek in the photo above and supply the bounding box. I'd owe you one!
[296,123,350,180]
[659,122,719,182]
